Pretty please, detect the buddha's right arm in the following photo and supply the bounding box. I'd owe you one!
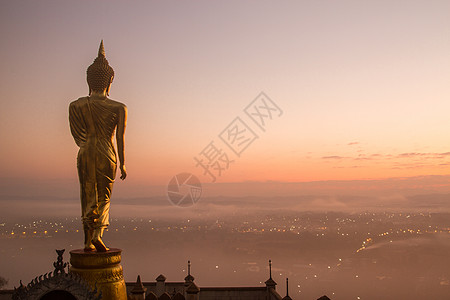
[69,103,86,147]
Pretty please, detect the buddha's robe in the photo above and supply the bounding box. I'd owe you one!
[69,97,119,229]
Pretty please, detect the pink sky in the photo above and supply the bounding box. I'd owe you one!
[0,1,449,199]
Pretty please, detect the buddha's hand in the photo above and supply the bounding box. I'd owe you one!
[120,165,127,180]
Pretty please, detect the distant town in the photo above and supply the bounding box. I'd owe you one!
[1,211,449,300]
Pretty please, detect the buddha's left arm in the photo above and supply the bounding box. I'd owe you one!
[116,104,127,180]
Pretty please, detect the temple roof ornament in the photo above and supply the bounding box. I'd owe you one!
[265,259,277,287]
[184,260,195,283]
[282,278,292,300]
[131,275,147,294]
[12,250,100,300]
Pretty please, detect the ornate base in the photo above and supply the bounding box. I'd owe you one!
[69,248,127,300]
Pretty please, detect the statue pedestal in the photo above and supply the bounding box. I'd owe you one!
[69,248,127,300]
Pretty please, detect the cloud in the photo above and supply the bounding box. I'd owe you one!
[397,152,427,158]
[308,197,348,209]
[347,142,359,146]
[354,156,372,161]
[322,156,346,160]
[318,150,450,171]
[332,165,362,169]
[396,152,450,159]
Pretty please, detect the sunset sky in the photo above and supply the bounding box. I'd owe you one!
[0,0,449,199]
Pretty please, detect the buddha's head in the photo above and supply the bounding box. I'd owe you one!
[87,40,115,95]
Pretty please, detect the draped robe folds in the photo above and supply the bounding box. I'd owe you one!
[69,97,119,229]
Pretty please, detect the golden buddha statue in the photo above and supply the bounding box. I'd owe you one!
[69,41,127,252]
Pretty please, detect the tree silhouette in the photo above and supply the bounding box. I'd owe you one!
[0,276,8,289]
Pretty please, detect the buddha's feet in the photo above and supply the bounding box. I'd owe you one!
[83,226,95,252]
[92,237,109,252]
[84,244,96,252]
[91,227,109,252]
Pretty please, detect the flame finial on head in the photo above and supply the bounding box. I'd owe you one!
[98,40,106,57]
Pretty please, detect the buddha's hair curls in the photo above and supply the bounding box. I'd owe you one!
[86,40,114,93]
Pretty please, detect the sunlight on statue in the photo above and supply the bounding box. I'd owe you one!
[69,40,127,252]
